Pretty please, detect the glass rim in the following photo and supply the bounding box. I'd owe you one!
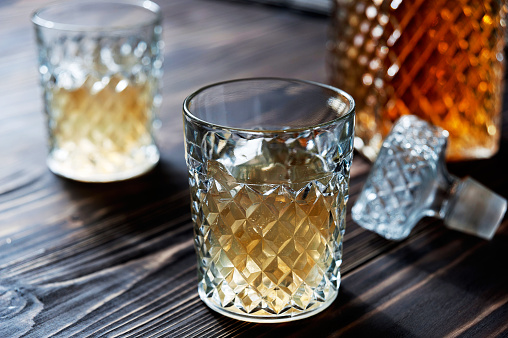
[183,77,356,134]
[31,0,161,32]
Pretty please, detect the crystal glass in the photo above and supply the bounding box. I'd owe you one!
[352,115,507,241]
[183,78,355,322]
[328,0,506,161]
[32,1,163,182]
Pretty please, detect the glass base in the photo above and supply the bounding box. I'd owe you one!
[47,146,160,182]
[198,284,339,323]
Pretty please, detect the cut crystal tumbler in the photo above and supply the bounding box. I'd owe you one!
[32,1,163,182]
[183,78,355,322]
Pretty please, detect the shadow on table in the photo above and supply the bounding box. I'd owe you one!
[55,156,190,227]
[204,287,415,337]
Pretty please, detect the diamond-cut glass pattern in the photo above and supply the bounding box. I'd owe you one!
[329,0,506,161]
[184,111,354,321]
[352,115,447,240]
[35,20,163,181]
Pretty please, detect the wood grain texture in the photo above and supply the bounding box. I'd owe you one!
[1,0,507,337]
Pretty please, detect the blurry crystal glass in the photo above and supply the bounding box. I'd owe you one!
[352,115,507,241]
[183,78,355,322]
[328,0,506,161]
[32,0,163,182]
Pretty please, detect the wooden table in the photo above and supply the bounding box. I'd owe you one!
[1,1,507,336]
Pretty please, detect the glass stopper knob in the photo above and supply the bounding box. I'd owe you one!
[352,115,507,240]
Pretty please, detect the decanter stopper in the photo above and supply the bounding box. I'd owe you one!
[352,115,507,241]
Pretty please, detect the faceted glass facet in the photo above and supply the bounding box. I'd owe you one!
[352,115,449,240]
